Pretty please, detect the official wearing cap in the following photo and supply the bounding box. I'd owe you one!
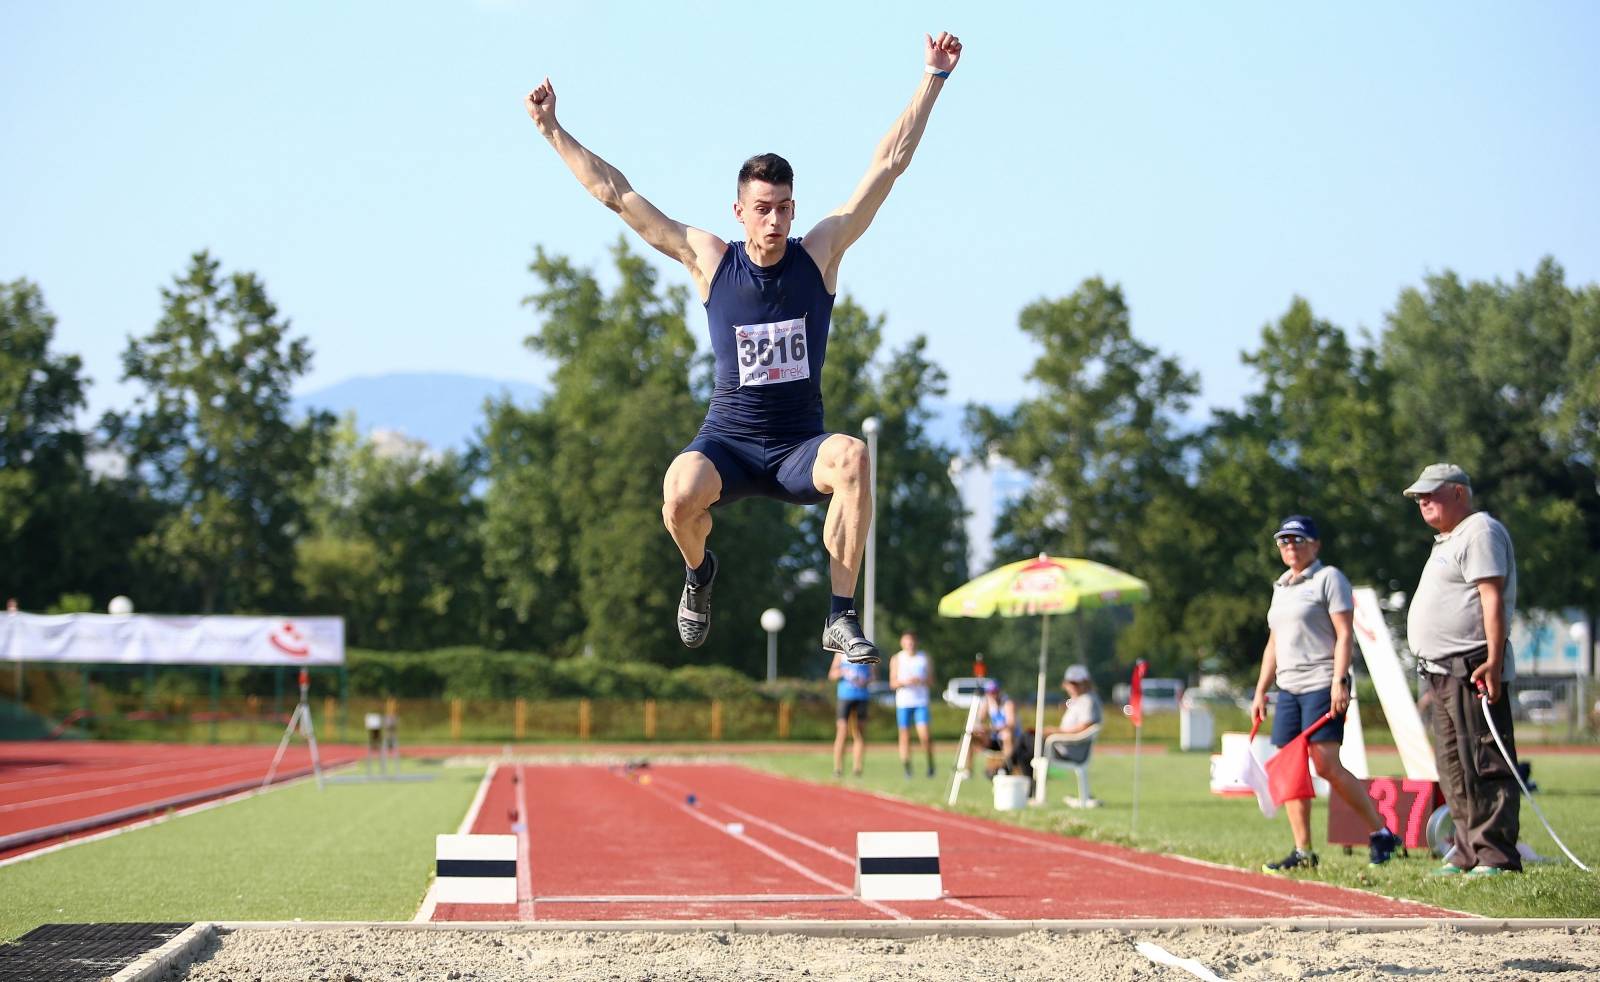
[1404,463,1521,875]
[1251,515,1398,873]
[1053,665,1101,736]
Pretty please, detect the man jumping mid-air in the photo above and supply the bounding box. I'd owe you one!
[525,31,963,664]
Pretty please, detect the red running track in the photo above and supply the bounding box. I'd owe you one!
[433,763,1458,922]
[0,741,364,859]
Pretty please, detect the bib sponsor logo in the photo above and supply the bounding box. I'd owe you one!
[735,316,810,388]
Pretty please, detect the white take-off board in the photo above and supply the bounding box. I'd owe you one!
[434,834,517,904]
[855,831,942,901]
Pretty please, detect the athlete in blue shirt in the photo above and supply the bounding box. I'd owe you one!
[526,32,963,664]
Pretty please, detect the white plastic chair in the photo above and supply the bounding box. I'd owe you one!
[1042,724,1102,808]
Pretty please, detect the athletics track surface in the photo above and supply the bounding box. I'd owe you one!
[0,741,363,859]
[430,763,1458,922]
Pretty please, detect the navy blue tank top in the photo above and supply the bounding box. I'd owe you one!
[701,238,835,436]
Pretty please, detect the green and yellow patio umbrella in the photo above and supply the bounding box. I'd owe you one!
[938,553,1151,802]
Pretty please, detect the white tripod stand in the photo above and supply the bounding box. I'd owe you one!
[262,668,323,791]
[946,696,985,806]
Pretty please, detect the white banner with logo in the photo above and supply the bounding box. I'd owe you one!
[0,613,344,666]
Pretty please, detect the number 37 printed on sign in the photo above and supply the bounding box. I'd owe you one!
[736,317,810,388]
[1328,776,1443,848]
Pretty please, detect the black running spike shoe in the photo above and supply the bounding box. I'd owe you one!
[821,609,879,664]
[1262,848,1318,874]
[677,551,716,648]
[1369,827,1401,866]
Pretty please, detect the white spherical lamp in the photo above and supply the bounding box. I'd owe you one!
[761,608,786,633]
[108,596,135,616]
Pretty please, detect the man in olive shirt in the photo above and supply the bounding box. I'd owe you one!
[1404,463,1520,875]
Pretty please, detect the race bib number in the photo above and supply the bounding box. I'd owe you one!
[735,316,810,388]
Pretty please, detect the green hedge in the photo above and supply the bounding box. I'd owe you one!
[346,648,778,701]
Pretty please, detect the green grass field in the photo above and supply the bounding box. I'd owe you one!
[2,745,1594,942]
[0,761,479,942]
[744,746,1600,919]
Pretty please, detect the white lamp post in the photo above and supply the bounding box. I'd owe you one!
[761,608,786,684]
[861,416,880,645]
[108,596,134,616]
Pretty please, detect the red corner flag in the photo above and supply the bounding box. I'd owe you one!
[1264,713,1334,806]
[1129,660,1148,728]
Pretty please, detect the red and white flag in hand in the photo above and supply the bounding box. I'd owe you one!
[1264,713,1334,806]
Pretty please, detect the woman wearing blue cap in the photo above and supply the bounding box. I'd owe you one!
[1250,515,1399,873]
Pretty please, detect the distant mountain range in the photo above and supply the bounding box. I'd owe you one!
[292,372,985,452]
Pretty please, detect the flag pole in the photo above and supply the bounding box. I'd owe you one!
[1129,659,1147,834]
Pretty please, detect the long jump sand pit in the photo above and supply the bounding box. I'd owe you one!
[172,921,1600,981]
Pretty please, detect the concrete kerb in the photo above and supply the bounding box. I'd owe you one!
[110,923,216,982]
[213,917,1600,938]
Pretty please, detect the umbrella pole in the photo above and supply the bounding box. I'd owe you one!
[1030,613,1049,803]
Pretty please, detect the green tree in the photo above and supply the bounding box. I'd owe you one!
[791,299,976,677]
[489,240,750,663]
[0,279,85,555]
[970,278,1200,677]
[0,279,155,608]
[297,419,493,649]
[108,252,331,613]
[1171,298,1411,674]
[1383,258,1600,634]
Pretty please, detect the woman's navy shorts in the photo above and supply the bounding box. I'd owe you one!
[1271,684,1346,747]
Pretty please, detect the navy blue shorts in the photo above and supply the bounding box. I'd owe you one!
[683,429,832,506]
[1272,684,1346,747]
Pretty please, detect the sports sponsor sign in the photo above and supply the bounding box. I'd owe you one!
[0,613,344,666]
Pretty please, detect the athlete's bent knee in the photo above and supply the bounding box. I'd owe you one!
[663,455,717,521]
[829,436,869,484]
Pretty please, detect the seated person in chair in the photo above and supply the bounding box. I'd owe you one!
[1041,664,1102,764]
[973,679,1023,776]
[1040,664,1103,807]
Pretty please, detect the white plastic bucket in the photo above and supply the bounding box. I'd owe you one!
[992,774,1030,810]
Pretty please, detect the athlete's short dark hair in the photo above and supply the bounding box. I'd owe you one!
[737,153,794,193]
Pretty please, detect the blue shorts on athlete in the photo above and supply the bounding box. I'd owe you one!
[683,428,832,507]
[896,705,930,728]
[1271,683,1346,747]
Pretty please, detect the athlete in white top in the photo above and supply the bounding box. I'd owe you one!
[888,631,935,777]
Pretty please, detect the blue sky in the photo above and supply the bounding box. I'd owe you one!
[4,2,1597,421]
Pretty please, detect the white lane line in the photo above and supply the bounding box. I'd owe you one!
[648,770,1003,921]
[840,780,1360,916]
[1,756,233,793]
[942,897,1005,919]
[0,755,330,813]
[533,893,852,904]
[0,766,335,869]
[613,770,910,921]
[414,762,499,924]
[516,764,534,922]
[460,762,500,834]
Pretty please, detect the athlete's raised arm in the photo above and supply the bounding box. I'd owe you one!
[802,32,962,287]
[525,78,725,296]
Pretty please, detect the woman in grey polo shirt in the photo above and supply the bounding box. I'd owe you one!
[1249,515,1399,874]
